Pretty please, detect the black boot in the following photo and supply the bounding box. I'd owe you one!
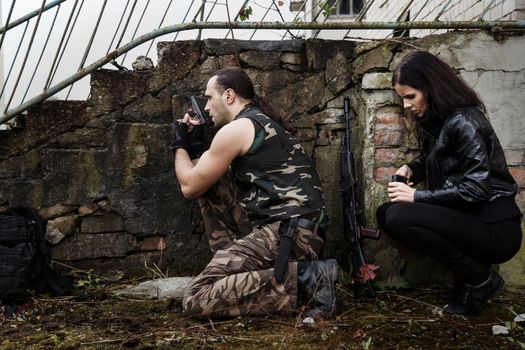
[443,271,504,315]
[438,275,466,302]
[297,259,338,319]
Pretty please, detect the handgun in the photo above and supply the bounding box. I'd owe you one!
[189,96,209,125]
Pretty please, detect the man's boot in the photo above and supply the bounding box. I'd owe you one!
[297,259,338,318]
[443,271,504,315]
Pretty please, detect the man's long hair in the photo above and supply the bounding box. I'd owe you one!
[212,67,290,131]
[393,50,485,122]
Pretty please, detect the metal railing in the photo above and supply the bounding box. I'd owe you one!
[0,0,523,125]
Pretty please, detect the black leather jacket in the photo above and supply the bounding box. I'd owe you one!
[407,107,520,222]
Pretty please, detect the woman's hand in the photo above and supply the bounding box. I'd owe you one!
[395,164,415,187]
[388,182,416,202]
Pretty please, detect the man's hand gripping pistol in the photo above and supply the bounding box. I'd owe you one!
[170,96,209,159]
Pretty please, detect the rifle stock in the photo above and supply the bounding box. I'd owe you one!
[359,227,381,240]
[341,96,377,298]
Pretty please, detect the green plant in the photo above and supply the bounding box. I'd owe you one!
[75,269,103,290]
[505,307,525,348]
[239,5,253,21]
[318,1,336,17]
[362,336,372,350]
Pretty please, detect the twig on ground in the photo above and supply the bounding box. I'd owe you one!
[80,338,125,345]
[208,318,227,343]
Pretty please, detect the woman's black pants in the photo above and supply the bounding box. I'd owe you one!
[376,202,522,285]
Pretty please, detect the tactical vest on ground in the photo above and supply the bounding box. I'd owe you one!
[231,107,326,226]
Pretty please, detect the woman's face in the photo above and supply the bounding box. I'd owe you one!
[394,83,427,118]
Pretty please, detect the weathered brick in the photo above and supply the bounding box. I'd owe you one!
[505,149,525,166]
[375,113,403,126]
[375,148,399,165]
[374,126,404,147]
[509,166,525,188]
[141,236,168,251]
[374,166,397,183]
[362,72,394,90]
[51,233,137,260]
[81,213,125,233]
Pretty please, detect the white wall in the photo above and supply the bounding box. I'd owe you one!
[306,0,524,40]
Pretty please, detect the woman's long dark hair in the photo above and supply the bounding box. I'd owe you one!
[212,67,290,131]
[393,51,485,121]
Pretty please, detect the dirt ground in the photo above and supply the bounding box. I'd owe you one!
[1,280,525,350]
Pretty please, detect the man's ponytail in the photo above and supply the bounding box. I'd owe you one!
[251,94,290,131]
[213,67,290,131]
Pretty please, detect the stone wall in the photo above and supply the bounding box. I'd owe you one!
[1,31,524,286]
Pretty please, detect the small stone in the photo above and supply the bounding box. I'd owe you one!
[514,314,525,322]
[132,56,154,71]
[302,316,315,325]
[492,325,509,335]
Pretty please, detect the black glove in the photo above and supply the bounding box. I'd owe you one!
[169,121,205,159]
[187,124,205,159]
[169,121,189,154]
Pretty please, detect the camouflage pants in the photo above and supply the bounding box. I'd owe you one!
[183,170,324,318]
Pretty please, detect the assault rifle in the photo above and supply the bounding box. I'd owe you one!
[341,96,379,298]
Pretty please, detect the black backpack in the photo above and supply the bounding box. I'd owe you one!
[0,207,72,302]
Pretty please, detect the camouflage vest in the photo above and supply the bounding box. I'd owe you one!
[231,107,326,226]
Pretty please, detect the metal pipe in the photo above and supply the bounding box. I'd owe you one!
[313,0,340,39]
[0,0,67,35]
[250,1,273,40]
[345,0,376,39]
[435,0,453,21]
[174,0,196,41]
[0,0,17,51]
[146,0,175,57]
[480,0,497,21]
[116,0,139,49]
[225,0,250,38]
[356,0,376,22]
[47,0,86,90]
[66,0,108,99]
[0,21,29,100]
[107,0,132,54]
[3,19,525,123]
[197,0,206,40]
[120,0,152,65]
[397,0,415,21]
[287,0,307,40]
[271,0,295,39]
[45,0,80,90]
[79,0,108,70]
[4,0,47,113]
[411,0,432,21]
[22,5,62,102]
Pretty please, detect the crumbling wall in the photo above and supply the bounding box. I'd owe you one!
[355,31,525,287]
[0,31,524,286]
